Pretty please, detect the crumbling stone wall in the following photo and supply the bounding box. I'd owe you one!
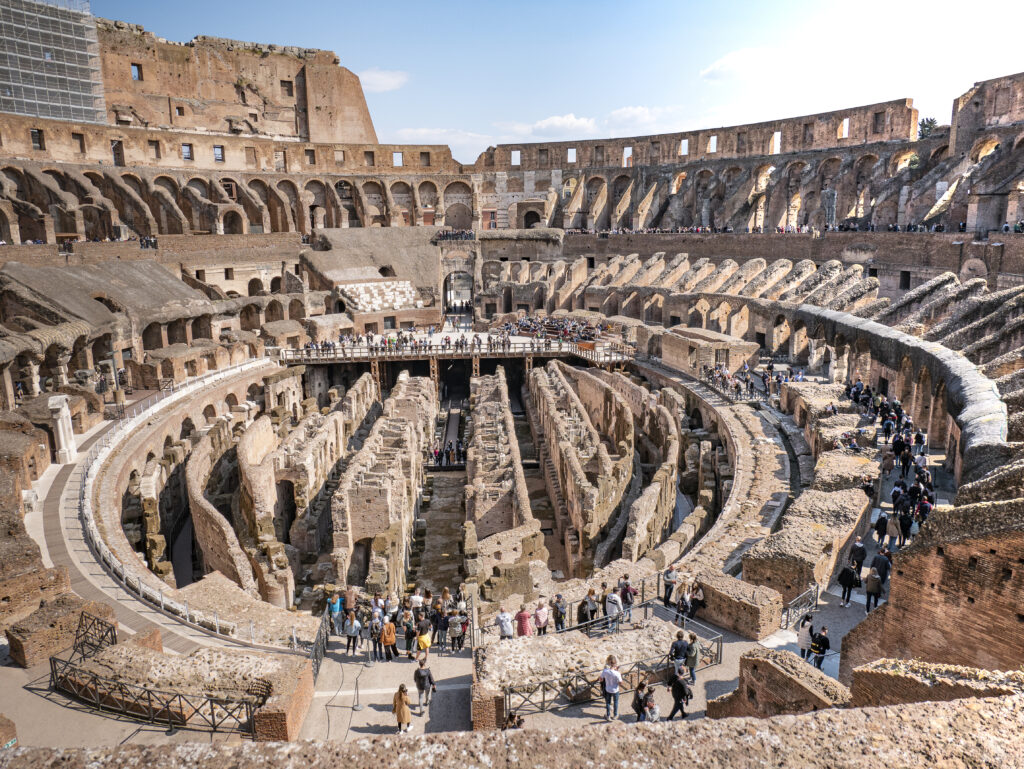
[529,361,634,576]
[329,372,436,595]
[851,659,1024,708]
[840,497,1024,684]
[707,647,850,718]
[7,595,116,668]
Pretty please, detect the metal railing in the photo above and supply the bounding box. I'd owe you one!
[781,584,819,628]
[308,608,330,682]
[72,612,118,659]
[49,656,257,735]
[278,340,632,366]
[73,358,316,650]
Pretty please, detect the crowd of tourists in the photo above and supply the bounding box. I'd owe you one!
[496,314,606,342]
[432,440,465,466]
[436,229,475,241]
[701,360,807,401]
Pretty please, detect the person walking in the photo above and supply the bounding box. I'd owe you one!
[343,611,361,655]
[849,536,867,573]
[668,630,689,675]
[328,591,343,636]
[392,684,412,733]
[796,614,814,660]
[605,588,623,631]
[600,656,623,721]
[619,577,638,623]
[369,612,384,662]
[837,561,859,607]
[415,615,433,662]
[413,659,436,715]
[552,594,567,632]
[400,608,416,659]
[381,614,399,661]
[666,671,693,721]
[496,606,514,640]
[810,626,830,669]
[864,567,883,612]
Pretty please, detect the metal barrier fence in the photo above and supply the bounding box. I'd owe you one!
[278,340,632,366]
[73,358,314,651]
[72,612,118,659]
[781,584,819,628]
[49,656,257,735]
[308,608,330,681]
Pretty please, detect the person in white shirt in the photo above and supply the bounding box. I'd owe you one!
[605,590,623,631]
[496,607,514,640]
[600,655,623,721]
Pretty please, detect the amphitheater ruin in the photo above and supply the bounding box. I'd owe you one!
[0,1,1022,766]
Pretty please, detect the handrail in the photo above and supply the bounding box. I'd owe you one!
[277,340,632,365]
[75,358,313,652]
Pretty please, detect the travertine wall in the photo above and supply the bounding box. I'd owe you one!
[850,659,1024,708]
[707,647,850,719]
[529,361,634,576]
[329,372,436,594]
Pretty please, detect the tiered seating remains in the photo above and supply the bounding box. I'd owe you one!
[337,280,421,311]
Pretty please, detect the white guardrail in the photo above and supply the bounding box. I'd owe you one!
[76,358,310,653]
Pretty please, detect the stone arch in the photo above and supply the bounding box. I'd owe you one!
[389,181,413,226]
[276,179,305,233]
[142,322,163,351]
[771,314,791,355]
[265,299,284,323]
[361,180,386,227]
[728,304,750,339]
[970,135,1000,162]
[191,315,212,340]
[221,209,244,235]
[225,393,238,409]
[167,317,188,345]
[710,300,732,334]
[202,404,217,423]
[914,364,933,430]
[240,304,261,331]
[898,356,915,405]
[671,172,688,194]
[523,210,541,228]
[270,276,282,293]
[288,299,306,320]
[444,203,472,229]
[790,320,809,363]
[304,179,334,229]
[247,277,264,296]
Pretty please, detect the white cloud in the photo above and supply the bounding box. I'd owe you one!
[699,47,783,81]
[392,127,497,163]
[358,68,409,93]
[496,113,599,140]
[604,105,687,135]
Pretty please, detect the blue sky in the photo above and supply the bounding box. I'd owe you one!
[92,0,1023,163]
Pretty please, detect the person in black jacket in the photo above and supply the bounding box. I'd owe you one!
[871,549,892,585]
[849,536,867,572]
[668,630,689,675]
[413,659,436,715]
[837,562,859,607]
[667,672,693,721]
[810,627,830,669]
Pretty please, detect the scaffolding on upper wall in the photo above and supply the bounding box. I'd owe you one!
[0,0,106,124]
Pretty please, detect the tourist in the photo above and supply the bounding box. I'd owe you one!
[688,583,705,618]
[393,684,413,733]
[415,614,433,661]
[874,512,889,545]
[837,561,859,607]
[369,612,384,662]
[496,606,514,640]
[619,576,637,622]
[666,671,693,721]
[413,659,436,715]
[584,588,599,622]
[810,626,830,669]
[328,591,343,635]
[381,614,399,661]
[533,599,549,635]
[796,614,814,660]
[436,608,450,652]
[864,567,883,612]
[400,608,416,658]
[669,630,689,675]
[343,610,361,655]
[631,681,655,722]
[663,565,679,607]
[850,536,867,573]
[447,610,464,651]
[684,632,700,683]
[552,594,568,632]
[605,586,623,630]
[871,548,892,586]
[514,603,533,637]
[600,655,623,721]
[886,512,902,550]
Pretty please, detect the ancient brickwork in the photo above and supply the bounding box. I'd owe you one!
[850,659,1024,708]
[707,647,850,718]
[7,595,115,668]
[328,372,436,594]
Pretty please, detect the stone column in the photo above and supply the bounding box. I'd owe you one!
[56,354,71,387]
[48,395,77,464]
[0,366,15,410]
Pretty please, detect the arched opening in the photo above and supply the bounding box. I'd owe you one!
[190,315,212,340]
[142,322,163,351]
[270,276,283,293]
[180,417,195,440]
[523,210,541,228]
[274,480,297,544]
[444,203,472,229]
[247,278,264,296]
[288,299,305,320]
[222,210,244,234]
[379,265,396,278]
[689,408,704,430]
[443,271,473,315]
[265,300,284,323]
[246,383,263,408]
[167,318,188,345]
[240,304,260,331]
[202,404,217,423]
[225,393,238,409]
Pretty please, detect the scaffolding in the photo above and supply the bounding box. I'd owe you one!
[0,0,106,123]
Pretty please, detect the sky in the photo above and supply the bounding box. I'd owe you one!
[92,0,1024,164]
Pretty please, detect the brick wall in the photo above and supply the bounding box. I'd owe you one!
[7,596,116,668]
[850,662,1020,708]
[253,659,315,741]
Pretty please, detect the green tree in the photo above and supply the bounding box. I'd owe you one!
[917,117,938,139]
